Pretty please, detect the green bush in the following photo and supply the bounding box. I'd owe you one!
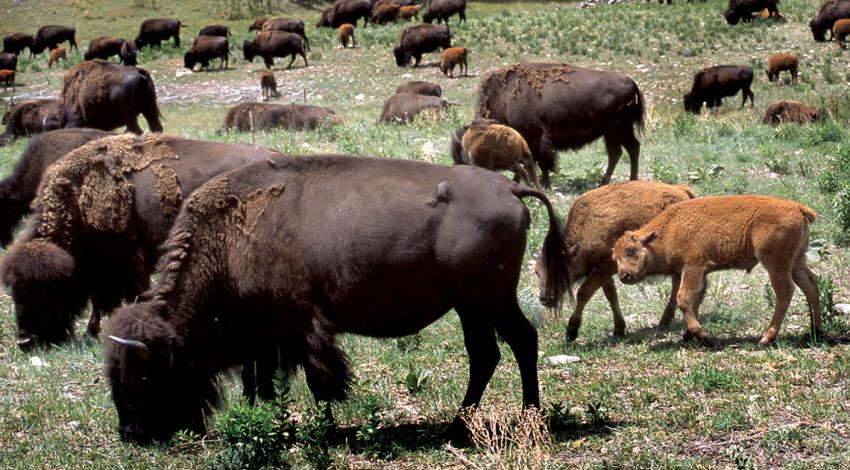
[214,399,293,470]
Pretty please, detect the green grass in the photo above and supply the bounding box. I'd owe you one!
[2,0,850,468]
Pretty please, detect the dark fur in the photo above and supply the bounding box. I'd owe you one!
[316,0,373,28]
[683,65,754,114]
[0,128,113,247]
[476,62,645,187]
[31,25,78,55]
[242,31,307,69]
[135,18,182,49]
[120,41,138,66]
[393,24,452,67]
[261,18,310,52]
[3,33,34,56]
[724,0,780,24]
[0,99,61,147]
[105,154,570,443]
[223,102,342,131]
[379,93,447,123]
[184,36,229,71]
[809,0,850,41]
[84,37,126,62]
[0,135,282,350]
[423,0,467,25]
[198,24,229,37]
[395,80,442,97]
[762,100,821,125]
[0,52,17,72]
[58,59,163,134]
[249,17,271,31]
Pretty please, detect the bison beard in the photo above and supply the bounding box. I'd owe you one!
[105,155,570,444]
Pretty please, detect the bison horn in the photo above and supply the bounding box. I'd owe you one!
[16,336,34,348]
[108,335,150,360]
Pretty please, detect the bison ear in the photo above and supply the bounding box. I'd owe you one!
[640,231,657,246]
[108,335,151,361]
[624,230,636,242]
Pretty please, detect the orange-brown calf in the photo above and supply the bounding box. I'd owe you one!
[834,19,850,49]
[0,69,14,88]
[460,119,539,188]
[339,23,356,48]
[439,47,468,77]
[766,52,798,84]
[613,195,821,346]
[399,5,421,21]
[260,70,279,99]
[48,47,66,68]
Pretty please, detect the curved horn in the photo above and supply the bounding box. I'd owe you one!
[108,335,150,360]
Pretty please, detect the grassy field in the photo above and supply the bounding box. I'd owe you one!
[2,0,850,468]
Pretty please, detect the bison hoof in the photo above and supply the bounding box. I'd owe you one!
[612,327,626,338]
[757,337,776,347]
[565,327,579,343]
[445,417,471,447]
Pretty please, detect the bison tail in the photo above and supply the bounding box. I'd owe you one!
[799,205,817,223]
[632,86,646,137]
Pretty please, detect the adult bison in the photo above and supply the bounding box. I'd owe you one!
[394,24,452,67]
[120,41,138,66]
[260,18,310,51]
[0,134,282,351]
[724,0,780,25]
[0,52,17,72]
[379,93,448,123]
[84,36,126,62]
[58,59,163,134]
[423,0,468,25]
[810,0,850,41]
[184,36,229,70]
[396,80,442,96]
[198,24,230,37]
[476,62,645,188]
[316,0,372,28]
[135,18,182,49]
[3,33,34,56]
[223,102,342,131]
[243,31,308,69]
[0,128,113,247]
[0,99,61,146]
[683,65,754,114]
[105,154,570,443]
[30,25,78,55]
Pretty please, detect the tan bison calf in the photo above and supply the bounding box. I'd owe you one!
[834,19,850,48]
[399,5,421,20]
[48,47,66,68]
[613,195,821,346]
[260,70,279,99]
[339,23,356,48]
[460,119,540,188]
[766,53,798,84]
[0,70,13,89]
[763,100,821,126]
[440,47,468,77]
[535,181,695,341]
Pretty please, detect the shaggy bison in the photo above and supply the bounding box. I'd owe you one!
[424,0,468,25]
[459,119,540,188]
[316,0,373,28]
[184,36,229,71]
[0,52,17,72]
[0,99,61,146]
[84,36,126,62]
[243,31,308,69]
[31,25,78,55]
[261,18,311,51]
[440,47,468,77]
[476,62,645,187]
[395,80,442,97]
[135,18,182,49]
[835,18,850,47]
[199,24,230,37]
[809,0,850,42]
[394,24,452,67]
[766,53,798,83]
[58,60,163,134]
[379,93,448,123]
[3,33,34,56]
[763,100,821,126]
[120,41,138,66]
[104,154,570,443]
[0,128,113,247]
[0,134,282,350]
[260,71,279,99]
[683,65,754,114]
[724,0,780,25]
[223,102,342,131]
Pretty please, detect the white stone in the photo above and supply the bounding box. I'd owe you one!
[30,356,45,367]
[546,355,581,366]
[833,304,850,315]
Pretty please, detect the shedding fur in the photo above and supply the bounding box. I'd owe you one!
[152,163,182,216]
[0,239,74,286]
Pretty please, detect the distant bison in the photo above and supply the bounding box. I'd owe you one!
[31,25,78,56]
[724,0,780,25]
[135,18,182,49]
[120,41,138,66]
[59,60,163,134]
[223,102,342,131]
[243,31,308,69]
[809,0,850,42]
[476,62,645,187]
[0,99,61,146]
[372,2,401,24]
[460,119,540,188]
[199,24,230,37]
[399,5,421,21]
[84,36,126,62]
[395,80,442,97]
[184,36,229,71]
[835,18,850,47]
[339,23,356,48]
[3,33,34,56]
[440,47,468,77]
[317,0,373,28]
[763,100,821,126]
[260,71,279,99]
[0,52,17,72]
[0,70,13,88]
[394,24,452,67]
[683,65,754,114]
[261,18,310,52]
[379,93,448,123]
[47,47,66,68]
[424,0,467,25]
[766,53,798,83]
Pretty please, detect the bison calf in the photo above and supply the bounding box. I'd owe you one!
[614,195,821,346]
[766,53,798,84]
[399,5,421,20]
[763,100,821,126]
[459,119,539,188]
[339,23,356,48]
[834,19,850,48]
[260,71,279,99]
[0,70,13,89]
[48,47,66,68]
[440,47,468,77]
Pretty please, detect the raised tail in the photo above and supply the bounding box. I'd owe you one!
[800,204,817,223]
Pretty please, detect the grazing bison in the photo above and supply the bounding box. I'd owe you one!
[763,100,821,125]
[535,181,696,341]
[47,47,66,68]
[184,36,229,71]
[0,52,18,72]
[614,196,820,346]
[766,53,798,83]
[339,23,356,48]
[318,0,373,28]
[399,5,421,21]
[261,18,310,51]
[724,0,780,25]
[379,93,448,123]
[395,80,442,97]
[683,65,754,114]
[476,62,645,187]
[0,99,61,146]
[440,47,468,77]
[424,0,468,25]
[3,33,34,56]
[260,71,279,99]
[243,31,308,69]
[135,18,182,49]
[120,41,138,66]
[809,0,850,42]
[394,24,452,67]
[199,24,230,37]
[0,134,282,350]
[223,102,342,131]
[835,18,850,47]
[372,2,401,25]
[59,59,163,134]
[459,119,540,188]
[0,128,113,247]
[104,154,570,443]
[84,36,126,61]
[31,25,78,55]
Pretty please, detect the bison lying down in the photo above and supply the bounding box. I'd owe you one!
[762,100,821,126]
[0,98,61,146]
[0,134,281,351]
[614,195,821,346]
[223,102,342,131]
[395,80,442,97]
[105,155,570,443]
[379,93,448,123]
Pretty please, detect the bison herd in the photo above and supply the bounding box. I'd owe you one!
[0,0,844,451]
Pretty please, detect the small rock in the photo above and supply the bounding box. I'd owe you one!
[355,93,365,101]
[30,356,45,367]
[833,304,850,315]
[65,421,80,431]
[546,354,581,366]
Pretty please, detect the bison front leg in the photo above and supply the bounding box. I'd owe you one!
[567,268,619,341]
[126,116,144,135]
[658,272,682,329]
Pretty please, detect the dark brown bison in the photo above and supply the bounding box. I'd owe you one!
[58,60,163,134]
[0,134,282,351]
[0,128,113,247]
[810,0,850,42]
[683,65,754,114]
[0,99,61,146]
[120,41,138,66]
[260,18,310,51]
[223,102,342,131]
[199,24,230,37]
[3,32,34,56]
[135,18,182,49]
[84,36,126,61]
[0,52,17,72]
[476,62,645,188]
[316,0,373,28]
[423,0,467,25]
[243,31,307,69]
[724,0,780,25]
[104,154,570,443]
[31,25,78,55]
[184,36,229,71]
[379,93,448,123]
[395,80,442,97]
[762,100,821,125]
[394,24,452,67]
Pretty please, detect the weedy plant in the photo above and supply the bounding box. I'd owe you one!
[213,398,294,470]
[295,402,336,470]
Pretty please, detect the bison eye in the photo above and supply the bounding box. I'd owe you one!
[626,248,637,258]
